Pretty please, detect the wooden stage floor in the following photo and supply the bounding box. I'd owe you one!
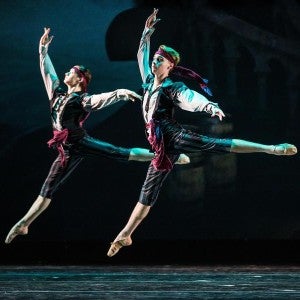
[0,265,299,299]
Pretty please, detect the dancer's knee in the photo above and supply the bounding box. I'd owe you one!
[138,197,156,207]
[37,195,52,207]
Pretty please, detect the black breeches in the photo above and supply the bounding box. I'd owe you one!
[139,128,233,206]
[39,135,131,198]
[172,129,232,154]
[138,153,179,206]
[74,135,131,161]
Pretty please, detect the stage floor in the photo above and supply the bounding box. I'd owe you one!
[0,265,299,299]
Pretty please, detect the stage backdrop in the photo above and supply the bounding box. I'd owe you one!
[0,0,299,249]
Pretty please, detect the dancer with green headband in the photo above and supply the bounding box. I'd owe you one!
[107,8,297,257]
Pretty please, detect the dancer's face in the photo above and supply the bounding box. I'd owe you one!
[151,54,174,77]
[63,68,81,87]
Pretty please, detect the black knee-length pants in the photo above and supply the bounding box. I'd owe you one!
[139,128,233,206]
[40,135,131,199]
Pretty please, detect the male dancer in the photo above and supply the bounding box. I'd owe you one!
[107,9,297,257]
[4,27,190,244]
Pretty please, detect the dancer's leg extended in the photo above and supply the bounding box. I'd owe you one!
[174,131,297,156]
[78,137,190,164]
[230,139,297,155]
[5,195,51,244]
[107,138,297,257]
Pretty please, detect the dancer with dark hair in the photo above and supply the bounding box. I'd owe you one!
[4,27,190,244]
[107,9,297,257]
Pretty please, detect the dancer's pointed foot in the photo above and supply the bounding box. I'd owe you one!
[107,236,132,257]
[5,221,28,244]
[272,143,297,156]
[175,154,190,165]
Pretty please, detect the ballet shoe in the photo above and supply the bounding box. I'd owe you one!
[107,236,132,257]
[175,154,190,165]
[5,222,28,244]
[273,143,297,156]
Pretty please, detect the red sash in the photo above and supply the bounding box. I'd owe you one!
[47,129,69,167]
[146,119,173,171]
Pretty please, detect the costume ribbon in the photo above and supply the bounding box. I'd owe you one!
[47,128,69,167]
[146,119,173,171]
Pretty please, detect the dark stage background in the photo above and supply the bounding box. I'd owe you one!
[0,0,299,264]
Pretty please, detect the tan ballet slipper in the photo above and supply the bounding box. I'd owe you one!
[107,236,132,257]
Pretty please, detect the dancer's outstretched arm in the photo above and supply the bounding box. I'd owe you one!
[39,27,59,100]
[137,8,160,83]
[81,89,142,111]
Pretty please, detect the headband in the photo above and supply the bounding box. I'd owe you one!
[154,48,212,96]
[155,48,176,65]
